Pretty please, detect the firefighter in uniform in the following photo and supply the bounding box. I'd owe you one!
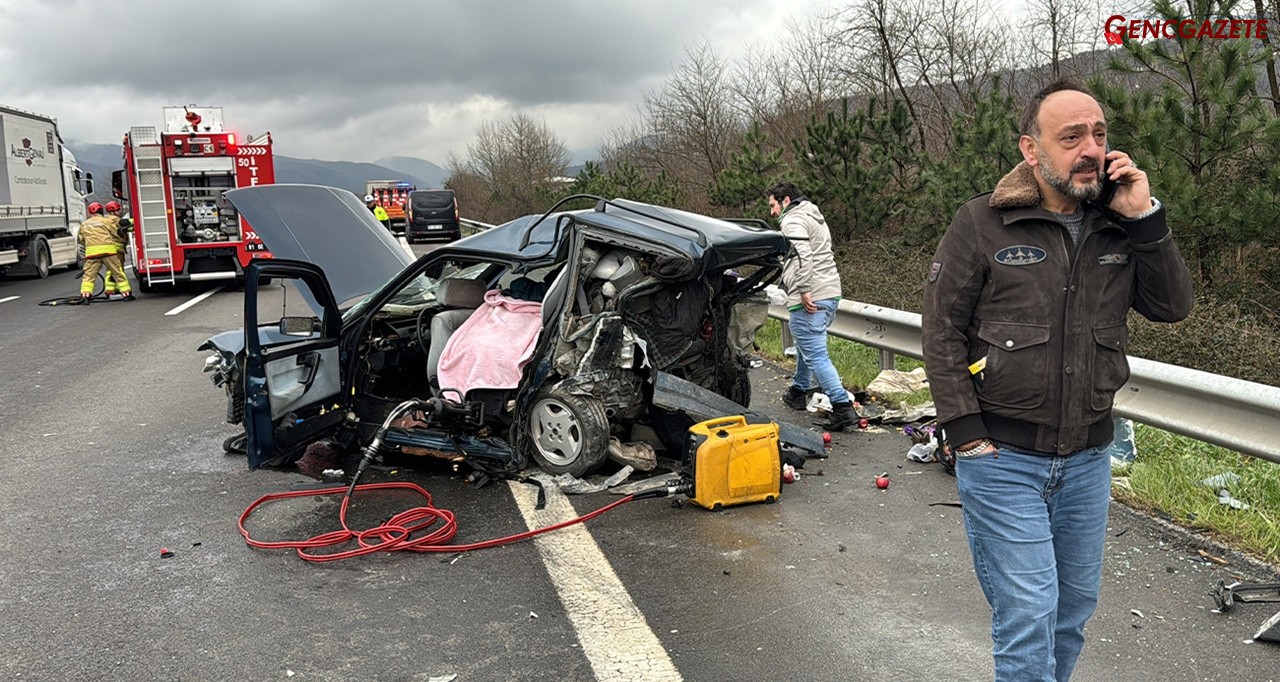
[366,194,391,229]
[101,201,132,297]
[78,201,134,303]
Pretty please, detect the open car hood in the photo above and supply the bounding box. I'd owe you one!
[224,184,414,306]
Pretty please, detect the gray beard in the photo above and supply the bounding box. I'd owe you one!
[1041,159,1101,202]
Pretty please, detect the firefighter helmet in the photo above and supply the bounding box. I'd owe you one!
[105,201,121,213]
[364,194,375,203]
[88,202,103,215]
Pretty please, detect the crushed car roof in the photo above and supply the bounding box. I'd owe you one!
[457,198,790,271]
[226,186,790,307]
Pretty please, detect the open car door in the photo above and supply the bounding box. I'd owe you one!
[242,259,346,469]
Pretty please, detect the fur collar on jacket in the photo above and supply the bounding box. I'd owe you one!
[988,161,1042,210]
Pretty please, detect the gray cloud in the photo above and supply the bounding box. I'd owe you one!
[2,0,835,162]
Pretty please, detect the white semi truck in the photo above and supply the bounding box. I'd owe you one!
[0,105,93,278]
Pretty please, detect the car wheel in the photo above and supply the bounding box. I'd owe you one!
[526,389,609,477]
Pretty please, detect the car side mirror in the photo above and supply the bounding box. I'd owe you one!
[279,316,320,336]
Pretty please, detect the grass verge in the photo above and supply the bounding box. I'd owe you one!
[755,318,1280,567]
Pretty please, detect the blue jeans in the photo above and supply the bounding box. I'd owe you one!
[955,443,1112,682]
[788,298,850,404]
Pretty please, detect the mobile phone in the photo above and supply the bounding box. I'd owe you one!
[1098,146,1120,207]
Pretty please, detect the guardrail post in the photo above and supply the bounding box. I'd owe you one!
[879,349,896,372]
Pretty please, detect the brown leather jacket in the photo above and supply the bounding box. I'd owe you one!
[922,162,1193,455]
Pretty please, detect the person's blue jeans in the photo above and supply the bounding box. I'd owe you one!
[955,443,1112,682]
[788,298,850,404]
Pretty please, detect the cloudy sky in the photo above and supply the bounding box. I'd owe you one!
[1,0,844,165]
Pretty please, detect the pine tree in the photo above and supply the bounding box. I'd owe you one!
[907,86,1021,245]
[709,123,787,215]
[1091,0,1280,286]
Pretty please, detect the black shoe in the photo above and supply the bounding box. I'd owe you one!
[121,293,136,301]
[782,387,809,411]
[817,403,858,432]
[80,295,91,306]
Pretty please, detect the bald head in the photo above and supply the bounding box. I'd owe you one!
[1020,79,1102,138]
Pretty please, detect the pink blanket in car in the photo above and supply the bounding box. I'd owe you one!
[436,289,544,397]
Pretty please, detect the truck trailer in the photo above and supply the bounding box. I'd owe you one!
[365,179,414,230]
[0,105,93,278]
[112,106,274,291]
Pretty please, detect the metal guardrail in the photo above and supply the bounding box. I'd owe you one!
[770,300,1280,464]
[457,214,1279,463]
[459,218,493,236]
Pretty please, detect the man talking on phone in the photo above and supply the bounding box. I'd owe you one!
[922,79,1193,681]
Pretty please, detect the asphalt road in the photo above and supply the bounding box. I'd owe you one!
[1,258,1277,682]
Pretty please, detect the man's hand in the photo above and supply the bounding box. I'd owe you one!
[1102,149,1153,218]
[801,292,817,314]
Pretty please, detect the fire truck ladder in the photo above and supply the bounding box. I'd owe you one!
[129,126,175,287]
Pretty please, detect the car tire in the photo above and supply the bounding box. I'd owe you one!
[31,236,51,279]
[526,389,610,477]
[725,365,752,407]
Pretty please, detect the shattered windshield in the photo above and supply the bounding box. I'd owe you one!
[353,261,493,319]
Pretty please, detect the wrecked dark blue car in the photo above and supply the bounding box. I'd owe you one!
[200,185,794,477]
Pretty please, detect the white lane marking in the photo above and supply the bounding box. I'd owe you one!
[0,296,19,304]
[509,478,681,682]
[165,286,224,316]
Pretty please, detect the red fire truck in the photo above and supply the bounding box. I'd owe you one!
[111,106,274,291]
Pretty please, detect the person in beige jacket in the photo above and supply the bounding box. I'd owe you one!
[767,181,853,431]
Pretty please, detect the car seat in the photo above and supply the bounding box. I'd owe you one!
[427,278,488,397]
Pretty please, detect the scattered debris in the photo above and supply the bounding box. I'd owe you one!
[1198,549,1230,566]
[782,463,798,484]
[1200,472,1242,489]
[1212,580,1280,612]
[1104,417,1136,466]
[1254,610,1280,643]
[881,402,937,424]
[611,471,683,496]
[428,675,459,682]
[606,438,657,471]
[1216,489,1252,510]
[551,465,635,494]
[907,442,938,463]
[806,392,832,413]
[865,367,929,396]
[159,548,175,559]
[1131,609,1146,618]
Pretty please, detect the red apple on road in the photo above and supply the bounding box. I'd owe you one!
[875,474,890,490]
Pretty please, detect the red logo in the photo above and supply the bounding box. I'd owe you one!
[22,137,33,165]
[1105,14,1270,42]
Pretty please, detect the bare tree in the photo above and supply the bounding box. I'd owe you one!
[639,42,744,206]
[1258,0,1280,114]
[461,112,569,220]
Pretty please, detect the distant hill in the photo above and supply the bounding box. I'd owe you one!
[65,141,448,203]
[375,156,449,188]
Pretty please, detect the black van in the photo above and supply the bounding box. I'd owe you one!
[404,189,461,242]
